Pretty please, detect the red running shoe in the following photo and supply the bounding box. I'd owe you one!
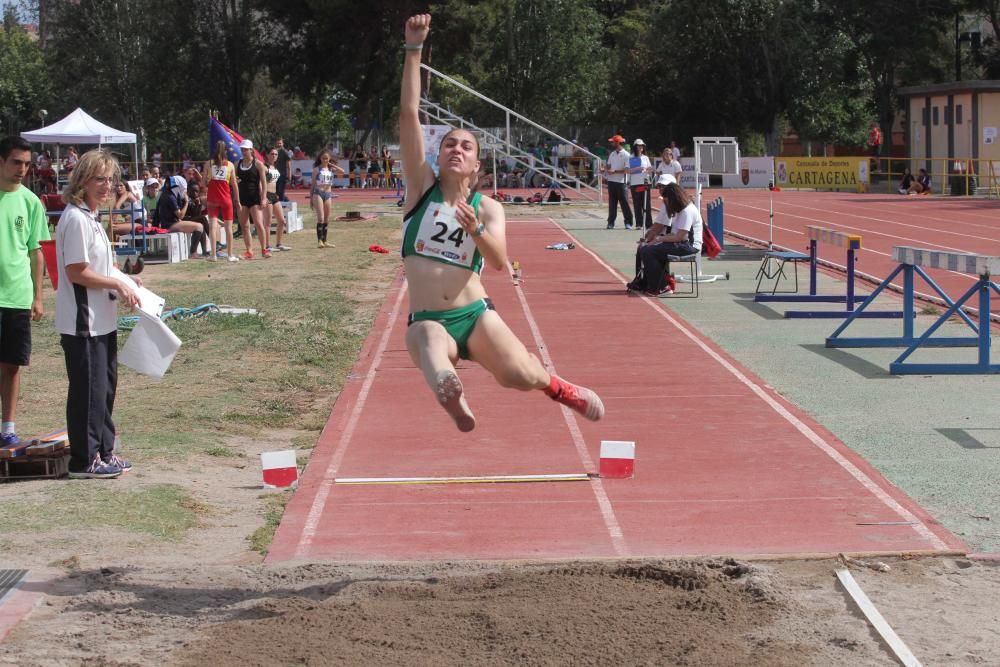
[546,375,605,421]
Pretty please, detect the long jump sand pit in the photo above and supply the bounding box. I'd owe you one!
[4,556,998,665]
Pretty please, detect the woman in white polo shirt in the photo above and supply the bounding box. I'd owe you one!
[630,180,702,296]
[628,138,653,230]
[56,149,141,479]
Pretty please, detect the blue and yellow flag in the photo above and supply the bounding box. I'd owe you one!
[208,116,263,163]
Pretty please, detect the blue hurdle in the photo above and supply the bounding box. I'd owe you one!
[826,246,1000,374]
[755,225,903,319]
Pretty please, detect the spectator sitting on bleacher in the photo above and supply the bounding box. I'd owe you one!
[183,180,211,258]
[381,145,393,188]
[34,150,55,193]
[290,167,304,189]
[109,180,143,238]
[367,145,381,187]
[184,165,202,187]
[154,176,206,258]
[141,177,160,220]
[907,168,931,195]
[626,179,702,296]
[64,146,79,172]
[351,143,367,188]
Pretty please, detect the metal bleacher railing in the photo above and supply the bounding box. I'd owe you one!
[419,63,604,203]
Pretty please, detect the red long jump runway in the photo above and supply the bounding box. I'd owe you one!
[721,189,1000,316]
[268,217,964,563]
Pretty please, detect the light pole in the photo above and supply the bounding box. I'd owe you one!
[38,110,48,184]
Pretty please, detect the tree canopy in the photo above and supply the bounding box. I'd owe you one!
[13,0,972,157]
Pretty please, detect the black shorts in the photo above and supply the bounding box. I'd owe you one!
[266,192,279,205]
[0,308,31,366]
[238,190,261,207]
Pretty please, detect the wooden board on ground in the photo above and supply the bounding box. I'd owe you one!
[0,428,68,460]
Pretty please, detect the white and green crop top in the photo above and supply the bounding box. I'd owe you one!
[402,181,484,274]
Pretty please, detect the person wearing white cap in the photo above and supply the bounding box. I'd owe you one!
[626,181,702,296]
[235,139,270,259]
[141,177,160,220]
[628,139,652,230]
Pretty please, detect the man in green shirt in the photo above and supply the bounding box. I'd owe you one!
[0,136,50,447]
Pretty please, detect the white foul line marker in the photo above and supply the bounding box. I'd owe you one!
[835,568,922,667]
[335,473,591,486]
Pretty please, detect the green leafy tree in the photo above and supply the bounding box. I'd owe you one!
[257,0,425,145]
[188,0,263,131]
[783,15,872,152]
[831,0,957,151]
[656,0,806,153]
[43,0,193,153]
[289,89,354,155]
[435,0,611,127]
[962,0,1000,77]
[0,7,51,135]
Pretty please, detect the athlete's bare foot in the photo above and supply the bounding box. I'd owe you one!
[436,370,476,432]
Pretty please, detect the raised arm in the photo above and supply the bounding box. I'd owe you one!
[400,14,434,207]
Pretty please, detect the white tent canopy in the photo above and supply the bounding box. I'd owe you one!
[21,107,136,145]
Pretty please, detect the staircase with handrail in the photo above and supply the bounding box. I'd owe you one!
[419,63,604,203]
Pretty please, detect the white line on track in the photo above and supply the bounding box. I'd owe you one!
[294,276,409,558]
[728,202,982,284]
[551,221,950,552]
[511,222,628,556]
[752,199,1000,245]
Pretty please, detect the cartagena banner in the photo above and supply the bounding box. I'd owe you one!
[775,156,869,191]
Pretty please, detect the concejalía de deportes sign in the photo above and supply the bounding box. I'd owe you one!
[776,157,870,191]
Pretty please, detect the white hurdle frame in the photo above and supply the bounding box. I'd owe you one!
[680,137,739,284]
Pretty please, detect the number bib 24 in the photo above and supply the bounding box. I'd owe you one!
[414,203,476,268]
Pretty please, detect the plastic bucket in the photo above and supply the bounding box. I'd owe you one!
[39,239,57,290]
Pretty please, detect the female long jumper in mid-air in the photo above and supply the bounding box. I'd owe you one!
[398,13,604,432]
